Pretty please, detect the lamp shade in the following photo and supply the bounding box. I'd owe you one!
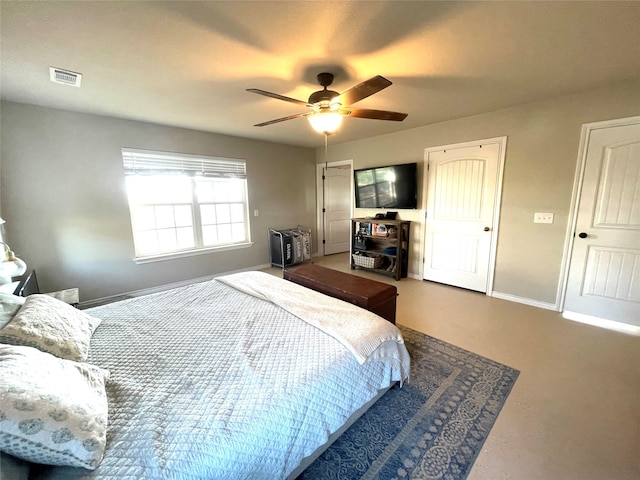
[308,111,343,135]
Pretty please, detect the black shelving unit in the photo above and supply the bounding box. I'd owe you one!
[351,218,410,280]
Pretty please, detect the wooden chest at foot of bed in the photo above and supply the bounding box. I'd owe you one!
[283,264,398,324]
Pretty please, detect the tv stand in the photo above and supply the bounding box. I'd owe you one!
[351,218,410,281]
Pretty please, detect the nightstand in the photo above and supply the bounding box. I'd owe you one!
[45,288,80,308]
[14,270,79,307]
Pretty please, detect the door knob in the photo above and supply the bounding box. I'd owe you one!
[578,232,588,239]
[484,227,491,232]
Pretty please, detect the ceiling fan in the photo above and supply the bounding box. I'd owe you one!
[246,73,408,134]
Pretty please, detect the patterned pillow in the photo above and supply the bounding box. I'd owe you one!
[0,294,101,362]
[0,293,25,329]
[0,344,110,469]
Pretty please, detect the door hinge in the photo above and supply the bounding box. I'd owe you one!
[322,208,326,213]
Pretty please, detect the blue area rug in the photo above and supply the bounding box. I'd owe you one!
[299,326,519,480]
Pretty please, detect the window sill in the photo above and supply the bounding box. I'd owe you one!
[133,242,254,264]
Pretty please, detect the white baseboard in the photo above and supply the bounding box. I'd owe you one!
[80,263,271,309]
[490,291,558,311]
[486,294,640,337]
[562,311,640,336]
[409,278,559,312]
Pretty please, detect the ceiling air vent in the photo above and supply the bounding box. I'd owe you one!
[49,67,82,87]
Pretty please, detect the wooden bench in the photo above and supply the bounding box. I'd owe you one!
[283,264,398,323]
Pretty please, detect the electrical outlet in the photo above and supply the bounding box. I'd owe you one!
[534,212,554,224]
[254,210,259,217]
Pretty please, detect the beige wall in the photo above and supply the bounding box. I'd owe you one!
[317,79,640,306]
[0,102,316,301]
[3,79,638,306]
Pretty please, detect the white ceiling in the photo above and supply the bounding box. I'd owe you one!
[1,1,639,148]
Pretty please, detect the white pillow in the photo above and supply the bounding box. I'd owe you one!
[0,293,26,329]
[0,294,101,362]
[0,344,110,470]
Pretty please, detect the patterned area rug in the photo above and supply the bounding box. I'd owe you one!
[299,326,519,480]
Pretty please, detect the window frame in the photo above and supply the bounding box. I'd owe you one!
[122,148,252,263]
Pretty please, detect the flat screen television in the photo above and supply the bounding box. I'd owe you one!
[354,162,418,209]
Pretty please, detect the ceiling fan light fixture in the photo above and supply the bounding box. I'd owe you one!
[248,73,406,132]
[308,111,343,134]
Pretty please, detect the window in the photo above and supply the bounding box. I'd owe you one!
[122,148,250,260]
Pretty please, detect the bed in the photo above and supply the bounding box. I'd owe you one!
[0,271,410,479]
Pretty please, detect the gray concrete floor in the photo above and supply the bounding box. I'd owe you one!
[266,253,640,480]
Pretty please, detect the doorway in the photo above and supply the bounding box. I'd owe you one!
[316,160,353,255]
[423,137,506,293]
[561,116,640,331]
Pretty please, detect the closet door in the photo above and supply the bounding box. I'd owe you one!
[564,118,640,327]
[321,164,352,255]
[424,141,502,292]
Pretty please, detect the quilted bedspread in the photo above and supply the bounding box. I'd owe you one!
[33,272,409,480]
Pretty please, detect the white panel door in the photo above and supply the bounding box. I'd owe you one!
[323,165,352,255]
[424,142,500,292]
[564,119,640,326]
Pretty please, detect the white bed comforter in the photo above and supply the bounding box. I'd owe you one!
[217,271,410,378]
[35,272,410,480]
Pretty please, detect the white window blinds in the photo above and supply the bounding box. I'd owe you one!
[122,148,246,178]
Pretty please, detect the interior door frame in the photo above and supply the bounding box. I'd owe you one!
[316,159,353,256]
[421,136,507,295]
[558,116,640,321]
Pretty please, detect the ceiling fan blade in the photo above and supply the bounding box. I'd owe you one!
[246,88,309,106]
[346,108,408,121]
[253,112,312,127]
[338,75,392,106]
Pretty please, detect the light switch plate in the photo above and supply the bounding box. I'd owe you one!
[534,212,554,224]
